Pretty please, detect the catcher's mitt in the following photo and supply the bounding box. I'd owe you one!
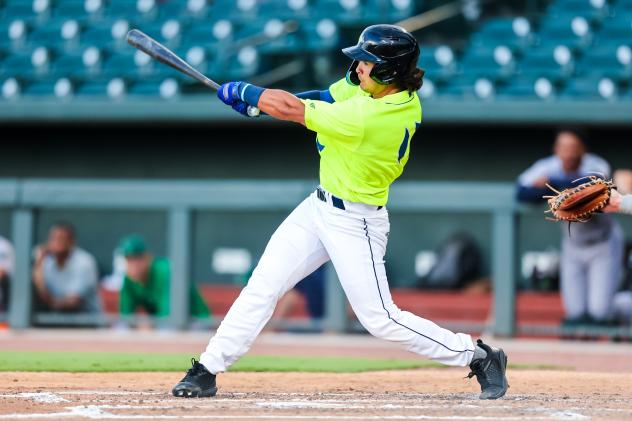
[544,176,616,223]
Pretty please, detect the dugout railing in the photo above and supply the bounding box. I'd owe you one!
[0,178,630,338]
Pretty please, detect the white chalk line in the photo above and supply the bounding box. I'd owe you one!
[0,393,68,403]
[0,407,589,421]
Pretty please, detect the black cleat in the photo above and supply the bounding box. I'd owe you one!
[466,339,509,400]
[172,358,218,398]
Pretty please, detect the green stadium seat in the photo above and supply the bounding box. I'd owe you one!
[128,77,180,99]
[470,17,534,52]
[578,44,632,79]
[418,45,457,83]
[458,46,516,81]
[0,19,29,51]
[185,20,236,49]
[439,76,497,100]
[53,0,85,18]
[518,45,575,81]
[314,0,373,26]
[562,75,619,99]
[0,49,51,78]
[23,79,56,95]
[302,19,339,52]
[81,21,114,47]
[22,77,75,97]
[537,15,593,50]
[547,0,610,23]
[595,15,632,45]
[497,76,557,100]
[2,0,36,19]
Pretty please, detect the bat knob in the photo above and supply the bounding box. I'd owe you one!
[247,106,261,117]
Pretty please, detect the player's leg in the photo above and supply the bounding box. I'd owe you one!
[173,197,329,397]
[612,291,632,324]
[586,227,623,322]
[317,209,474,365]
[315,204,507,399]
[560,241,589,322]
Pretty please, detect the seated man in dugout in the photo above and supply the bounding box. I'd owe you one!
[118,235,210,328]
[32,222,101,315]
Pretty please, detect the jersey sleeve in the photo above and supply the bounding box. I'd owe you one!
[302,97,365,145]
[328,78,360,102]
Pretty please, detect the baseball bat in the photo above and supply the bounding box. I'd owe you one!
[126,29,260,117]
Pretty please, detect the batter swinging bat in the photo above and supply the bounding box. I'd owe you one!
[126,29,261,117]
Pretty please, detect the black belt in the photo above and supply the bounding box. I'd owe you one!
[316,187,382,211]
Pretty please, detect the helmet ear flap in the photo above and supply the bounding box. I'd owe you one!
[346,60,360,85]
[370,62,396,85]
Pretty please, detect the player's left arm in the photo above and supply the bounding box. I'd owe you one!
[258,89,305,125]
[217,82,305,124]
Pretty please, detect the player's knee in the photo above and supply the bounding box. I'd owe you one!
[357,309,403,339]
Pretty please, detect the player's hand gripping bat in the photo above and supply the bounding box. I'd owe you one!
[126,29,261,117]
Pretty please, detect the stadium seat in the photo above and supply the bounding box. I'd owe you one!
[595,15,632,45]
[23,77,75,98]
[185,20,236,50]
[129,77,180,99]
[562,75,619,100]
[439,76,496,100]
[469,17,534,52]
[578,44,632,79]
[458,45,516,81]
[0,19,29,51]
[537,15,593,50]
[418,45,457,83]
[2,0,37,19]
[1,77,22,99]
[497,76,557,100]
[547,0,611,23]
[518,45,575,81]
[303,19,339,52]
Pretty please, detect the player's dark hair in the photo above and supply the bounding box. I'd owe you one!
[556,126,590,149]
[51,221,76,240]
[397,63,425,93]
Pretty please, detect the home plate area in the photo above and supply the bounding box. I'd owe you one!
[1,389,631,421]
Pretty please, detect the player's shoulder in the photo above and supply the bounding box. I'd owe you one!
[73,247,97,266]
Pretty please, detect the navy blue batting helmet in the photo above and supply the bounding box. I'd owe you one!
[342,24,420,86]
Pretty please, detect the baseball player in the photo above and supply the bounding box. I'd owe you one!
[172,25,508,400]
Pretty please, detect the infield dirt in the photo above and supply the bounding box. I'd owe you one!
[1,370,632,420]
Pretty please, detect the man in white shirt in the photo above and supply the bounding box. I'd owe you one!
[32,222,100,314]
[0,236,14,312]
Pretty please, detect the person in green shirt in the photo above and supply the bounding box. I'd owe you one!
[118,235,210,325]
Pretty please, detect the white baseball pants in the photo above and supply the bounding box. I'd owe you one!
[200,189,475,374]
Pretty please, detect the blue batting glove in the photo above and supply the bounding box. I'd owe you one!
[231,100,252,117]
[217,82,242,106]
[218,81,266,108]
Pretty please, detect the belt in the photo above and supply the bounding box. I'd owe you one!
[316,187,383,211]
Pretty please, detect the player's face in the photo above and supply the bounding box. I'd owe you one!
[554,132,585,172]
[356,61,392,97]
[47,228,74,256]
[125,253,151,281]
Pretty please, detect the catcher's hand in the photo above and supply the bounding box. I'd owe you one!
[544,176,616,222]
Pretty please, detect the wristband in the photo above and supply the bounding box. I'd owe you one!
[238,83,265,107]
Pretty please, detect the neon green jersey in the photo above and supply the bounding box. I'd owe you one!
[302,78,422,206]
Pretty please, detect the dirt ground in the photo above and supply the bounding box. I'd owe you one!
[1,370,632,420]
[2,330,632,420]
